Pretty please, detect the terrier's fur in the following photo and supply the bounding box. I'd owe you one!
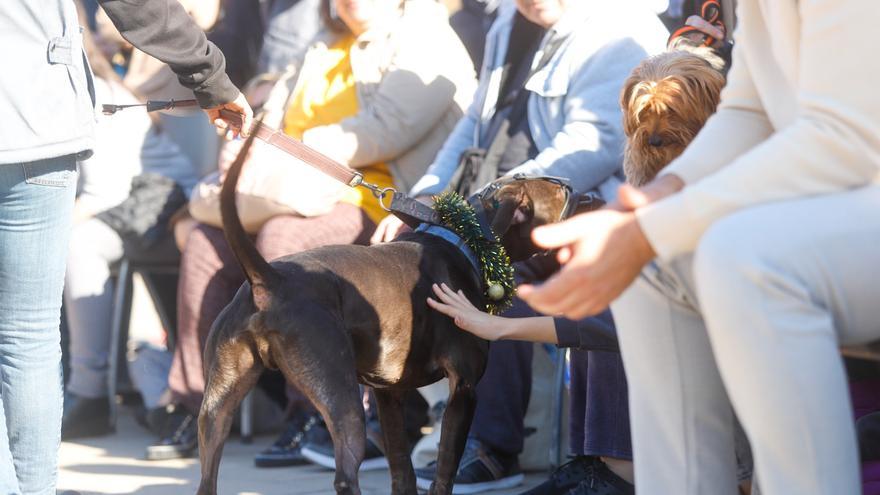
[620,48,726,186]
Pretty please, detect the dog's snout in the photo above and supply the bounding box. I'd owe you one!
[648,134,664,147]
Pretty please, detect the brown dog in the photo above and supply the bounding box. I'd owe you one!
[620,48,726,186]
[196,132,580,495]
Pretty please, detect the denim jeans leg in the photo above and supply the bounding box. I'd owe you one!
[0,156,77,495]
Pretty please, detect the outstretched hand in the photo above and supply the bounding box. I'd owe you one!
[427,283,506,341]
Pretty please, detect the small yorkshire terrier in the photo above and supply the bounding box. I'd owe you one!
[620,47,726,186]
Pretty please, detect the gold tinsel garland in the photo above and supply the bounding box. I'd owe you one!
[433,192,515,314]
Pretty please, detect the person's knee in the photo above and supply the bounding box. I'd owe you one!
[183,223,225,261]
[693,212,767,299]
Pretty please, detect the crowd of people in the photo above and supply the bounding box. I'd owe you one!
[2,0,879,494]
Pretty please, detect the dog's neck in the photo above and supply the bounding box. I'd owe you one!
[414,224,481,274]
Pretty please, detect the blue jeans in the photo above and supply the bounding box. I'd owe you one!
[0,156,77,494]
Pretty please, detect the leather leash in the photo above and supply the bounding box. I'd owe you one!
[101,99,435,225]
[103,100,395,205]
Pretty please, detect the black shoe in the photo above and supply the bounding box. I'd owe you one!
[415,438,524,494]
[858,410,880,462]
[145,407,197,461]
[61,393,113,440]
[564,458,633,495]
[300,418,389,471]
[254,413,320,468]
[520,456,596,495]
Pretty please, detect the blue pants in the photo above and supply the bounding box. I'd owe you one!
[569,349,631,459]
[0,156,77,494]
[470,298,632,460]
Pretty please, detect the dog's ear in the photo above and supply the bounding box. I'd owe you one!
[490,194,525,239]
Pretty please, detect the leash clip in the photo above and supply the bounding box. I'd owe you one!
[359,180,397,212]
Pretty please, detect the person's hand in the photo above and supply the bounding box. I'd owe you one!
[670,15,727,50]
[206,92,253,138]
[686,14,725,40]
[427,283,507,341]
[517,209,656,319]
[611,174,685,211]
[371,214,412,244]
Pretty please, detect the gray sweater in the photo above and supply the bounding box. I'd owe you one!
[0,0,238,165]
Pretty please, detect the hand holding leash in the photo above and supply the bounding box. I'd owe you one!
[102,95,253,138]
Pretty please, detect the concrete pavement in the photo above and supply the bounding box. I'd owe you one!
[57,408,544,495]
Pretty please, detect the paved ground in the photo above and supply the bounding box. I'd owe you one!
[58,408,544,495]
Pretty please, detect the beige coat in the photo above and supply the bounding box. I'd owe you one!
[637,0,880,259]
[261,0,476,192]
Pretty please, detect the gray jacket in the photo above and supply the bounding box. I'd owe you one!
[410,0,669,199]
[0,0,238,165]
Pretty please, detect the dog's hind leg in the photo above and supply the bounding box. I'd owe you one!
[322,397,366,495]
[429,372,478,495]
[374,389,417,494]
[197,338,263,495]
[271,331,365,495]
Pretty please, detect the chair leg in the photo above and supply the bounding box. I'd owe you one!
[240,391,254,444]
[550,348,568,469]
[140,271,178,351]
[107,259,132,430]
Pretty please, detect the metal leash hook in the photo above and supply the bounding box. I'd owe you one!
[356,176,396,212]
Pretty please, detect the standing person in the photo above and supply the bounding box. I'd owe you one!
[518,1,880,494]
[0,1,250,493]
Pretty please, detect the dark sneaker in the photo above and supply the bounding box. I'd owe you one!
[300,419,389,471]
[254,413,320,468]
[61,393,113,440]
[520,456,596,495]
[145,408,197,461]
[415,438,524,494]
[565,458,633,495]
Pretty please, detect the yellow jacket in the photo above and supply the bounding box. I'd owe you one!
[261,0,477,193]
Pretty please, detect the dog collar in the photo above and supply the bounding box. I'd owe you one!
[415,224,481,275]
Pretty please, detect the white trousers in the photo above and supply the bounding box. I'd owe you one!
[611,186,880,495]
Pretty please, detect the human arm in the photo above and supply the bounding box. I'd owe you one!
[638,0,880,259]
[97,0,252,132]
[506,38,647,194]
[427,284,558,343]
[407,98,482,196]
[428,283,621,350]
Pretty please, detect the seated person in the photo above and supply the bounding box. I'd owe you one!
[146,0,476,462]
[371,0,667,492]
[516,0,880,494]
[61,15,202,439]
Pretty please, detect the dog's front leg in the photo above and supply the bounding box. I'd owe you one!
[374,389,418,494]
[429,374,477,495]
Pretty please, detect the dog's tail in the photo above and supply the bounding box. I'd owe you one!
[220,125,281,312]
